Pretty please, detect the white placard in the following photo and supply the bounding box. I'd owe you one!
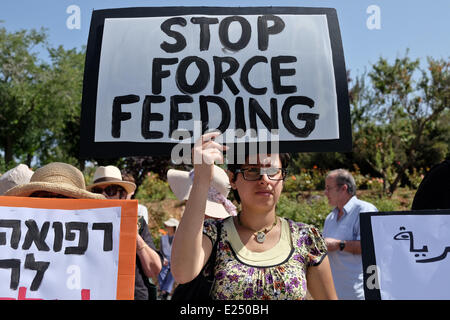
[370,214,450,299]
[0,206,121,300]
[94,14,339,143]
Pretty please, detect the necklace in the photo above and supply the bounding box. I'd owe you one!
[237,213,278,243]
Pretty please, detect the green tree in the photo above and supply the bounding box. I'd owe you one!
[351,52,449,194]
[36,45,86,168]
[0,27,86,169]
[0,27,49,166]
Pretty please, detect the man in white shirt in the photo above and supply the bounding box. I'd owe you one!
[322,169,378,300]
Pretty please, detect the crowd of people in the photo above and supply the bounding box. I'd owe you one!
[0,133,448,300]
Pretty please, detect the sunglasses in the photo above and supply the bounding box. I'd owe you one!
[29,191,73,199]
[91,185,126,197]
[235,167,287,181]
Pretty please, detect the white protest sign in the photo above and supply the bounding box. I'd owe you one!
[361,210,450,300]
[0,198,137,300]
[80,7,351,158]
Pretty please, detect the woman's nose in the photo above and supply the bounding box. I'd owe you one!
[258,174,270,184]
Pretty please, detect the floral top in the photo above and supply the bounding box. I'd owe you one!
[203,217,327,300]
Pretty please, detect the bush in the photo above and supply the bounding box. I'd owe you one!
[284,167,326,192]
[136,172,176,202]
[277,193,331,230]
[404,167,425,189]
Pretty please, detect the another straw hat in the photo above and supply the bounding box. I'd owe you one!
[4,162,105,199]
[87,165,136,194]
[163,217,179,228]
[167,165,233,219]
[0,164,34,195]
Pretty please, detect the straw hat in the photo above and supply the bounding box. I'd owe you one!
[0,164,34,195]
[163,217,179,228]
[87,165,136,194]
[4,162,105,199]
[167,165,235,219]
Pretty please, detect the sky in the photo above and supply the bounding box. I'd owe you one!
[1,0,449,77]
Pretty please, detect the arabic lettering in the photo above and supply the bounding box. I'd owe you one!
[393,226,450,263]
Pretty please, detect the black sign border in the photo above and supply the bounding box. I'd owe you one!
[80,6,352,159]
[360,209,450,300]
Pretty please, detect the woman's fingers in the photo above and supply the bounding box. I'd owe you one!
[193,132,228,165]
[198,131,221,145]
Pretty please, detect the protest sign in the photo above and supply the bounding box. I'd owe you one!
[0,196,137,300]
[80,6,351,158]
[361,209,450,300]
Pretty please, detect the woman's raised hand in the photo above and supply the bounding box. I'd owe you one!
[192,131,228,179]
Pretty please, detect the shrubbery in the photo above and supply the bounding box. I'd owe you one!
[137,169,417,232]
[135,172,176,202]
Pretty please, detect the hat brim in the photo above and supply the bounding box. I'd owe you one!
[87,181,136,195]
[167,170,191,200]
[4,182,106,200]
[164,222,179,227]
[204,200,231,219]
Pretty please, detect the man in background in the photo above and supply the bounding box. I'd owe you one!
[322,169,378,300]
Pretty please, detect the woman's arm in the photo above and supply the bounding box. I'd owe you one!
[171,132,226,284]
[306,256,338,300]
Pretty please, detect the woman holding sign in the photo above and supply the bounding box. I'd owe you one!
[171,132,337,300]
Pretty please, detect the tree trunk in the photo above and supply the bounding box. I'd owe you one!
[4,136,14,165]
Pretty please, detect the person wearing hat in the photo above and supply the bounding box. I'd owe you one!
[4,162,104,199]
[171,132,337,300]
[167,165,237,220]
[0,164,34,196]
[157,217,179,300]
[122,172,149,225]
[88,165,162,300]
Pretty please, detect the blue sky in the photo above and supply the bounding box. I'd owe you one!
[1,0,449,77]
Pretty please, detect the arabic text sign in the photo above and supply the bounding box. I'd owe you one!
[80,7,351,158]
[0,197,137,300]
[360,210,450,300]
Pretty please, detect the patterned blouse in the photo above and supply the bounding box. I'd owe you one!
[203,216,327,300]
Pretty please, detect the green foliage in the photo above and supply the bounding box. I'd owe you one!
[135,172,176,202]
[404,167,426,189]
[144,203,170,251]
[349,52,449,194]
[277,193,331,230]
[283,167,326,192]
[0,27,86,168]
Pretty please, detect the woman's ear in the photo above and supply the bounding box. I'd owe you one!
[227,170,236,189]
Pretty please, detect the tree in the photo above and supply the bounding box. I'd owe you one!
[0,27,49,166]
[35,45,86,169]
[350,52,449,194]
[0,27,86,169]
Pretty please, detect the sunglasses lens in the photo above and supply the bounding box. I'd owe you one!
[243,168,260,181]
[104,186,119,196]
[92,185,124,196]
[92,187,103,194]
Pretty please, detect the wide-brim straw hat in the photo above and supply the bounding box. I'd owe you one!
[4,162,105,199]
[0,164,34,195]
[87,165,136,194]
[167,165,231,219]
